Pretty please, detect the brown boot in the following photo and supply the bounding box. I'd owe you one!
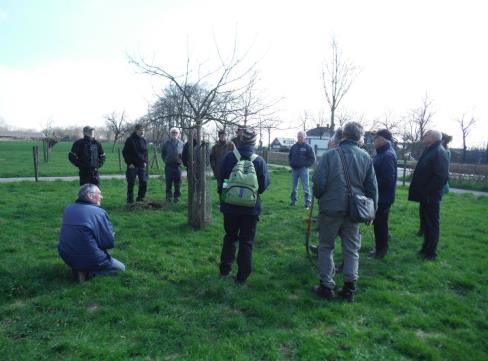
[337,282,357,302]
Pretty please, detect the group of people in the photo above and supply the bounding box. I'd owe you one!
[60,121,449,303]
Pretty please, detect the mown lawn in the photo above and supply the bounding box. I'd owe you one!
[0,140,163,178]
[0,169,486,360]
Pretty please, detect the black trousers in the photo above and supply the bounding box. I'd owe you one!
[373,203,391,252]
[79,169,99,186]
[126,166,148,202]
[419,202,440,257]
[220,214,258,282]
[164,165,182,200]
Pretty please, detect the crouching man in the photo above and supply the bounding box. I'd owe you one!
[58,184,125,281]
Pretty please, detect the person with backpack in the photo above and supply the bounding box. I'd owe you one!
[217,128,270,284]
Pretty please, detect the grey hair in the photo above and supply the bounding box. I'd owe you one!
[78,184,99,201]
[332,128,343,145]
[169,127,179,134]
[297,130,306,138]
[342,121,364,142]
[427,129,442,141]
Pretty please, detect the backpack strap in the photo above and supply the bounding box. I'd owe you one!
[233,148,241,161]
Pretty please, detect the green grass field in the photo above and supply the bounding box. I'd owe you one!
[0,140,163,178]
[0,169,486,360]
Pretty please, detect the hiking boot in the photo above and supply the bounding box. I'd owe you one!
[337,282,357,302]
[313,284,335,300]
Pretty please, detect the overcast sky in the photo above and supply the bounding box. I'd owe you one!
[0,0,487,147]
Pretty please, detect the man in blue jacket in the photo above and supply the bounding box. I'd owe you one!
[288,131,316,209]
[218,128,270,284]
[58,184,125,282]
[372,129,397,259]
[161,127,184,203]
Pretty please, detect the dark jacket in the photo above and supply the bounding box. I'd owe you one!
[218,145,270,215]
[408,141,449,204]
[210,140,235,179]
[288,142,316,169]
[161,138,184,166]
[373,142,397,205]
[122,132,148,168]
[313,140,378,217]
[69,136,106,170]
[58,199,115,271]
[182,140,210,169]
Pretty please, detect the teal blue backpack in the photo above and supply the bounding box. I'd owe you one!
[221,149,259,207]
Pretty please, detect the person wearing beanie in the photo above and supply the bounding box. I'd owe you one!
[217,128,270,284]
[371,129,397,259]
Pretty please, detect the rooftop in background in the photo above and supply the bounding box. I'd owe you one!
[0,131,43,139]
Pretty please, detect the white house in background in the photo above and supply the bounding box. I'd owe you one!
[306,125,333,156]
[270,137,295,151]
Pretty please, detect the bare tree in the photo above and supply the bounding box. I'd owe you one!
[456,114,476,162]
[321,38,358,132]
[129,40,269,229]
[105,111,128,152]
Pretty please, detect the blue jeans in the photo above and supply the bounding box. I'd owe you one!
[94,257,126,276]
[290,167,311,206]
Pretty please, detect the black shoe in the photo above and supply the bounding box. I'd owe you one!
[422,254,437,261]
[174,198,180,203]
[305,204,311,210]
[136,197,145,202]
[337,282,357,302]
[373,248,387,259]
[313,284,335,300]
[235,277,246,285]
[289,201,296,206]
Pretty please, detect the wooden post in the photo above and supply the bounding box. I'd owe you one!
[33,146,39,182]
[187,129,195,225]
[118,148,122,172]
[41,139,46,162]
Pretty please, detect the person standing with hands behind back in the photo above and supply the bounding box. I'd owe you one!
[122,124,148,204]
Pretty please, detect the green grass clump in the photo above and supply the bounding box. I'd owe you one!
[0,169,486,360]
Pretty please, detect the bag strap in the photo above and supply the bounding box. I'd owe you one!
[337,148,353,195]
[234,148,258,162]
[233,148,241,161]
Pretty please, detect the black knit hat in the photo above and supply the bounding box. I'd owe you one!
[375,129,393,142]
[241,128,257,146]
